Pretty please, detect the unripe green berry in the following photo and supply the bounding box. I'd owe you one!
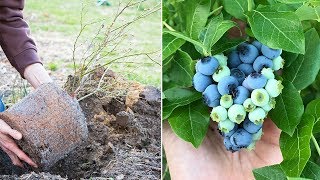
[249,107,266,124]
[252,128,263,141]
[243,98,256,112]
[251,89,270,107]
[220,94,233,108]
[261,68,275,80]
[273,56,284,71]
[211,106,228,122]
[212,65,231,82]
[218,119,235,133]
[265,79,283,98]
[228,104,246,124]
[213,54,227,66]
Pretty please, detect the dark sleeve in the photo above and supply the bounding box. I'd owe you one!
[0,0,42,78]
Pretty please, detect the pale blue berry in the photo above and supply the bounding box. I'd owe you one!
[214,54,228,66]
[265,79,283,97]
[252,129,263,141]
[219,119,236,133]
[212,65,231,82]
[220,94,233,108]
[261,68,275,80]
[243,98,256,112]
[251,89,270,107]
[248,107,266,124]
[273,56,284,71]
[228,104,246,124]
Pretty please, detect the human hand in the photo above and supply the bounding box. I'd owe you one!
[24,63,53,89]
[163,118,282,180]
[0,119,37,168]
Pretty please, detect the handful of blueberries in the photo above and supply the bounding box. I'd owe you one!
[193,40,284,152]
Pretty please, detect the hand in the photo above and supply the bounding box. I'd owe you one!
[163,119,282,180]
[0,119,37,168]
[24,63,53,89]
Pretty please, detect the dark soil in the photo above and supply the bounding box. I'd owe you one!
[0,81,161,179]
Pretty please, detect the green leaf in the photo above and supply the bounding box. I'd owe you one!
[287,178,312,180]
[301,161,320,179]
[168,50,194,87]
[163,55,174,72]
[168,100,210,147]
[276,0,307,4]
[201,15,236,53]
[253,164,286,180]
[247,6,305,54]
[269,80,304,136]
[163,33,186,60]
[211,37,246,55]
[295,4,320,22]
[181,0,211,40]
[282,51,299,68]
[283,28,320,90]
[280,114,315,177]
[222,0,248,20]
[305,99,320,134]
[163,30,208,55]
[163,87,202,119]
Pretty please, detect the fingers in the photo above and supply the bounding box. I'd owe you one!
[8,144,38,168]
[0,119,22,140]
[2,146,24,167]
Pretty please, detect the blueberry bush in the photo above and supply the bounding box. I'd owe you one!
[162,0,320,178]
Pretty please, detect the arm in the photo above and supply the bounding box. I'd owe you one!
[0,0,52,88]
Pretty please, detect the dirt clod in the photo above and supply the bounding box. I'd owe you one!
[0,83,88,170]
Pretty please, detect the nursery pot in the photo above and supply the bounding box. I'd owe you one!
[0,83,88,170]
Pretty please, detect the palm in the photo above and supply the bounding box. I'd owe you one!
[163,119,282,180]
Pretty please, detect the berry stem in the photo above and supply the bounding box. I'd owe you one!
[163,21,175,31]
[247,0,253,12]
[311,135,320,156]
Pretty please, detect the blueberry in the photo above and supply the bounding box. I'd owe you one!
[237,43,259,63]
[262,98,276,112]
[248,107,266,124]
[193,72,213,92]
[197,56,219,75]
[265,79,283,97]
[232,86,249,104]
[203,84,221,107]
[243,118,262,133]
[261,68,275,80]
[212,65,231,82]
[217,76,239,95]
[246,73,267,89]
[214,54,228,66]
[211,106,228,122]
[242,78,253,91]
[0,99,5,112]
[252,40,262,51]
[228,104,246,124]
[230,68,245,84]
[227,51,242,68]
[273,56,284,71]
[224,137,233,151]
[261,45,282,59]
[243,98,256,112]
[220,94,233,108]
[230,128,253,147]
[219,119,235,133]
[251,88,270,107]
[237,63,254,76]
[253,56,273,72]
[224,124,238,138]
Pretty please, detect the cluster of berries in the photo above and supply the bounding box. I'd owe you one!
[192,40,284,152]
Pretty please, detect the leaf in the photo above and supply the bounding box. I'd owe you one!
[296,3,320,22]
[163,55,174,72]
[269,80,304,136]
[163,87,202,119]
[282,51,299,68]
[201,15,236,53]
[168,100,210,147]
[276,0,308,3]
[163,33,186,60]
[211,37,246,55]
[222,0,248,20]
[280,114,315,177]
[163,30,208,55]
[305,99,320,134]
[247,6,305,54]
[253,164,286,180]
[301,161,320,179]
[283,28,320,90]
[168,50,194,87]
[181,0,211,40]
[287,178,312,180]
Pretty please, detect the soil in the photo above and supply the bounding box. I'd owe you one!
[0,71,161,179]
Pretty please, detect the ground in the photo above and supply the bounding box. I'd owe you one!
[0,0,161,179]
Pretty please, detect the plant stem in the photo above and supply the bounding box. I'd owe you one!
[163,21,175,31]
[247,0,253,12]
[311,135,320,156]
[209,6,223,17]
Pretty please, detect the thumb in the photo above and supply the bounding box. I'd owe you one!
[8,129,23,140]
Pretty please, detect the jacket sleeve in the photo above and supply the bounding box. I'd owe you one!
[0,0,42,78]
